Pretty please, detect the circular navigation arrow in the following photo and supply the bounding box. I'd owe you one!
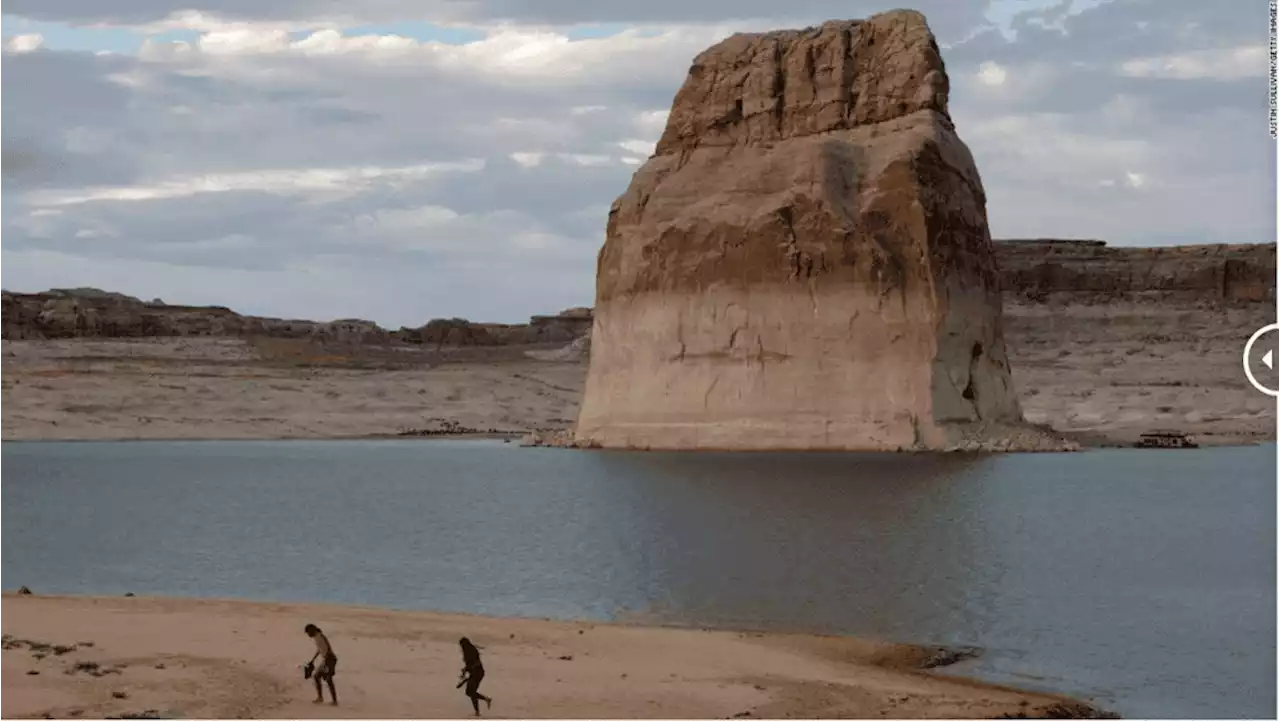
[1243,323,1280,397]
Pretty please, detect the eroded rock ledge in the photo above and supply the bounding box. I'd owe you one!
[0,288,591,345]
[996,240,1274,302]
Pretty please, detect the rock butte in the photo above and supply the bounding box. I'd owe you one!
[575,9,1064,452]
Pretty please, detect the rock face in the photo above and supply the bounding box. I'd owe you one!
[394,309,593,347]
[1,288,593,347]
[996,240,1275,302]
[575,10,1041,451]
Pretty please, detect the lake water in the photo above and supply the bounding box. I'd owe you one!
[2,440,1274,718]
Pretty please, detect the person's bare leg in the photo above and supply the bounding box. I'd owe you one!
[326,675,338,705]
[313,674,324,703]
[469,693,480,716]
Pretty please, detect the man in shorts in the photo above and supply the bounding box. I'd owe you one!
[304,624,338,705]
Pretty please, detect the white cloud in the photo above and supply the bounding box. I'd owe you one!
[4,33,44,53]
[25,161,486,207]
[137,9,326,34]
[1119,45,1267,80]
[634,109,670,136]
[977,60,1008,86]
[964,113,1153,171]
[133,21,755,89]
[560,153,613,166]
[509,152,546,167]
[616,138,655,156]
[198,27,296,55]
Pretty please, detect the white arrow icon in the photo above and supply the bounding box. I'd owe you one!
[1243,324,1280,397]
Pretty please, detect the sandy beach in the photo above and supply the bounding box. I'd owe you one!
[0,594,1114,720]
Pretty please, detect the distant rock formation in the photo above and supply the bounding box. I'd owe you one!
[0,288,593,346]
[393,308,592,347]
[574,10,1056,451]
[995,240,1275,302]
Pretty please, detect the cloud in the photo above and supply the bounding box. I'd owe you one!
[2,0,990,34]
[976,60,1008,86]
[1118,45,1268,80]
[0,0,1273,324]
[23,161,486,207]
[3,33,45,52]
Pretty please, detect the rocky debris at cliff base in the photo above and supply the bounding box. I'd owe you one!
[520,424,1077,453]
[936,424,1080,453]
[520,429,595,448]
[395,418,522,437]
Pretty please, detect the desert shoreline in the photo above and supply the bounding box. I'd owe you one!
[1,593,1116,719]
[4,299,1275,449]
[0,433,1268,449]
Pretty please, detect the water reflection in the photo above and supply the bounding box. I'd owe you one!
[582,451,1000,639]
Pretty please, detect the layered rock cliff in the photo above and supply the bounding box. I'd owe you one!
[395,308,592,347]
[996,240,1275,302]
[0,288,592,346]
[574,10,1044,451]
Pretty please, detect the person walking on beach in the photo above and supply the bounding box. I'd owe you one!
[304,623,339,705]
[457,637,492,716]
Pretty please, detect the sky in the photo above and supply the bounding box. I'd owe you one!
[1,0,1275,326]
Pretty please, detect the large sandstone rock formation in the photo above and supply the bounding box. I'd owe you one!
[574,10,1049,451]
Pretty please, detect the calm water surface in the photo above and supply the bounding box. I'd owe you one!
[2,440,1274,718]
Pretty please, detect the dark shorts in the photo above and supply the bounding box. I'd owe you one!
[316,653,338,677]
[465,667,485,695]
